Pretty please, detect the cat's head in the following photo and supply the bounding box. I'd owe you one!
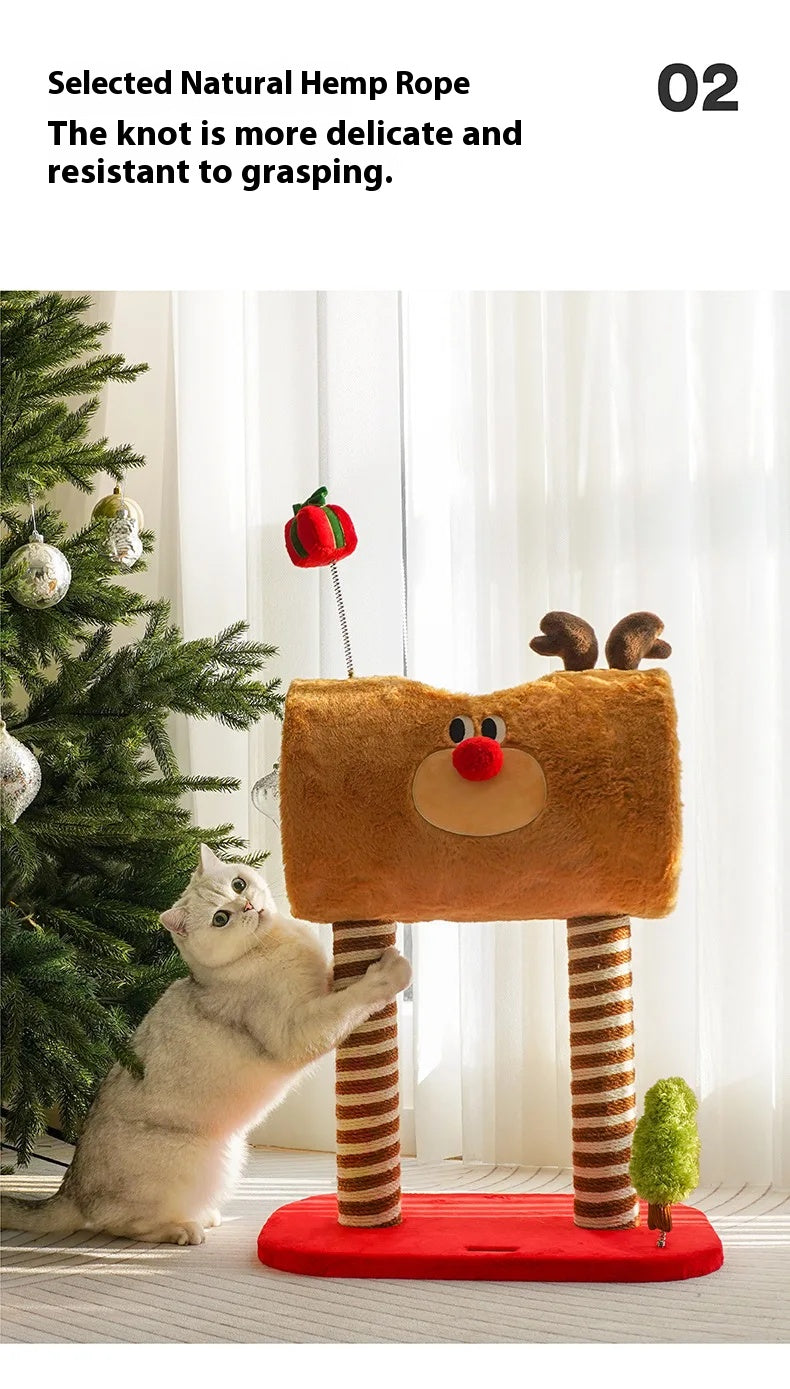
[160,844,277,969]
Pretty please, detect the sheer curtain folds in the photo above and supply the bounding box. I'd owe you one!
[171,292,406,1151]
[402,292,789,1186]
[165,290,788,1185]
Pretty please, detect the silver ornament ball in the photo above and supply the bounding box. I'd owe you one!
[3,531,72,608]
[0,721,42,823]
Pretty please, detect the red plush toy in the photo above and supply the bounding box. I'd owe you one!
[284,485,357,676]
[285,486,358,569]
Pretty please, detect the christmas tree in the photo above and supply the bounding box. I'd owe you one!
[1,291,283,1163]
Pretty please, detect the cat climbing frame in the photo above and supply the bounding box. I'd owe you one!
[256,612,723,1281]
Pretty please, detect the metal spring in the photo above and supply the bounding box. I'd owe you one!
[330,561,354,677]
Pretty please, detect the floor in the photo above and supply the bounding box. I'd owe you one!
[1,1139,789,1344]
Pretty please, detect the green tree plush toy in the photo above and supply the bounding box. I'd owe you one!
[629,1077,701,1246]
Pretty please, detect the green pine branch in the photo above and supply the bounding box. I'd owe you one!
[1,292,148,507]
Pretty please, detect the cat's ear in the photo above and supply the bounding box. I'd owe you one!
[197,843,224,876]
[160,907,188,936]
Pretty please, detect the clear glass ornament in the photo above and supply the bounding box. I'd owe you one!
[251,765,280,826]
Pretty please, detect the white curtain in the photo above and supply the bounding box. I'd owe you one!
[153,290,787,1185]
[401,292,789,1190]
[168,292,408,1151]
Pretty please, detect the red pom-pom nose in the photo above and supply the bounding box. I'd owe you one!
[452,736,504,782]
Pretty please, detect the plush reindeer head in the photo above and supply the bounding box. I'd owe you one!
[279,610,681,927]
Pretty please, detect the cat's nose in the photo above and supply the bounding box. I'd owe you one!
[243,900,254,912]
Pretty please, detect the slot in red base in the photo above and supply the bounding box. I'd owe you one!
[257,1193,723,1282]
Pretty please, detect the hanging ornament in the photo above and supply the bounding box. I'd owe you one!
[93,483,145,570]
[106,505,143,570]
[251,764,280,826]
[92,483,144,531]
[3,529,72,608]
[0,720,42,823]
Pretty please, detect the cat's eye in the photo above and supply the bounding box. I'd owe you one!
[231,876,246,892]
[449,716,474,744]
[212,910,230,928]
[481,715,506,743]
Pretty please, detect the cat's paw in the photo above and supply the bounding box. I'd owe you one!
[204,1209,222,1229]
[173,1221,206,1246]
[363,946,412,1004]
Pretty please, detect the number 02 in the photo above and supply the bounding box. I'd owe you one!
[658,63,738,112]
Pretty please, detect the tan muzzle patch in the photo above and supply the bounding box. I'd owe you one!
[411,748,547,836]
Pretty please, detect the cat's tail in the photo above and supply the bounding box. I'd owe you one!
[0,1190,84,1236]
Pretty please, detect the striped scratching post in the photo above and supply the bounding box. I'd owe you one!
[567,915,639,1229]
[332,920,402,1227]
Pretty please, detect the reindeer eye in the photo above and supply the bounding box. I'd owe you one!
[481,716,506,743]
[231,877,246,892]
[212,911,230,928]
[449,716,474,743]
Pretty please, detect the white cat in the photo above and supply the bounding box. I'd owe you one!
[0,845,411,1245]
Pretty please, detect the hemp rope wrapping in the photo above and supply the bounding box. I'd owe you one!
[567,915,639,1230]
[332,920,402,1228]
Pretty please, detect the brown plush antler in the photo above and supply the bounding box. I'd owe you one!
[530,611,599,671]
[605,612,671,670]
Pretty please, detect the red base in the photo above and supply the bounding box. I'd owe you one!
[257,1194,723,1282]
